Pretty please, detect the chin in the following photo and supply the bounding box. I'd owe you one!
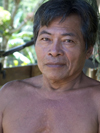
[45,73,67,81]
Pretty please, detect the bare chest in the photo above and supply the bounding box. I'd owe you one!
[2,92,98,133]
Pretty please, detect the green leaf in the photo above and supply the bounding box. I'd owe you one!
[13,52,31,63]
[0,7,11,30]
[8,38,24,47]
[14,11,23,28]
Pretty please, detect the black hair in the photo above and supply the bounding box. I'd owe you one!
[33,0,98,49]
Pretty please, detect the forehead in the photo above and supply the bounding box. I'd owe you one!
[38,14,82,36]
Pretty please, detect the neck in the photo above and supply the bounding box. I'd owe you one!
[41,72,84,93]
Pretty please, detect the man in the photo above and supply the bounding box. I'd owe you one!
[0,0,99,132]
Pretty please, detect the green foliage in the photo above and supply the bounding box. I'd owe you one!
[0,7,11,34]
[13,11,23,28]
[0,0,2,6]
[0,0,42,67]
[0,0,45,67]
[7,25,36,67]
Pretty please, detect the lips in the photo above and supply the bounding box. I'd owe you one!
[45,62,65,68]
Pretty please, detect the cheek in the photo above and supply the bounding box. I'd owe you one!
[35,45,45,67]
[66,48,86,67]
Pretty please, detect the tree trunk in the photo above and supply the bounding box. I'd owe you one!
[1,36,9,66]
[3,0,9,10]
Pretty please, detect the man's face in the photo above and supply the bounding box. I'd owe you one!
[35,15,91,82]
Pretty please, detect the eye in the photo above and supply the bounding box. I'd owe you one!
[64,39,73,43]
[41,37,50,41]
[62,39,75,47]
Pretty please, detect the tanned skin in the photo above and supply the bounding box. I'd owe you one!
[0,15,100,133]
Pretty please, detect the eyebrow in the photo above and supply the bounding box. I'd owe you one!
[39,30,51,36]
[39,30,76,37]
[61,33,76,37]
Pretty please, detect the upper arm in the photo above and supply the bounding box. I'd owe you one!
[0,88,5,133]
[92,87,100,133]
[0,112,3,133]
[0,80,25,133]
[0,82,14,133]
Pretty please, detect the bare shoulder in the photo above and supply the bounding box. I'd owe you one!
[0,80,23,111]
[86,76,100,118]
[90,79,100,103]
[81,73,100,104]
[0,80,21,132]
[0,75,42,132]
[0,80,19,108]
[79,74,100,122]
[81,73,100,89]
[23,74,43,87]
[0,74,42,109]
[0,74,42,93]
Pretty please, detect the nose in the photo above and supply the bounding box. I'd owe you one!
[48,40,64,57]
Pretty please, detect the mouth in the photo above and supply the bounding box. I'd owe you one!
[46,63,65,68]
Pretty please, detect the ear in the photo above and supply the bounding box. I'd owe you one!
[86,46,93,59]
